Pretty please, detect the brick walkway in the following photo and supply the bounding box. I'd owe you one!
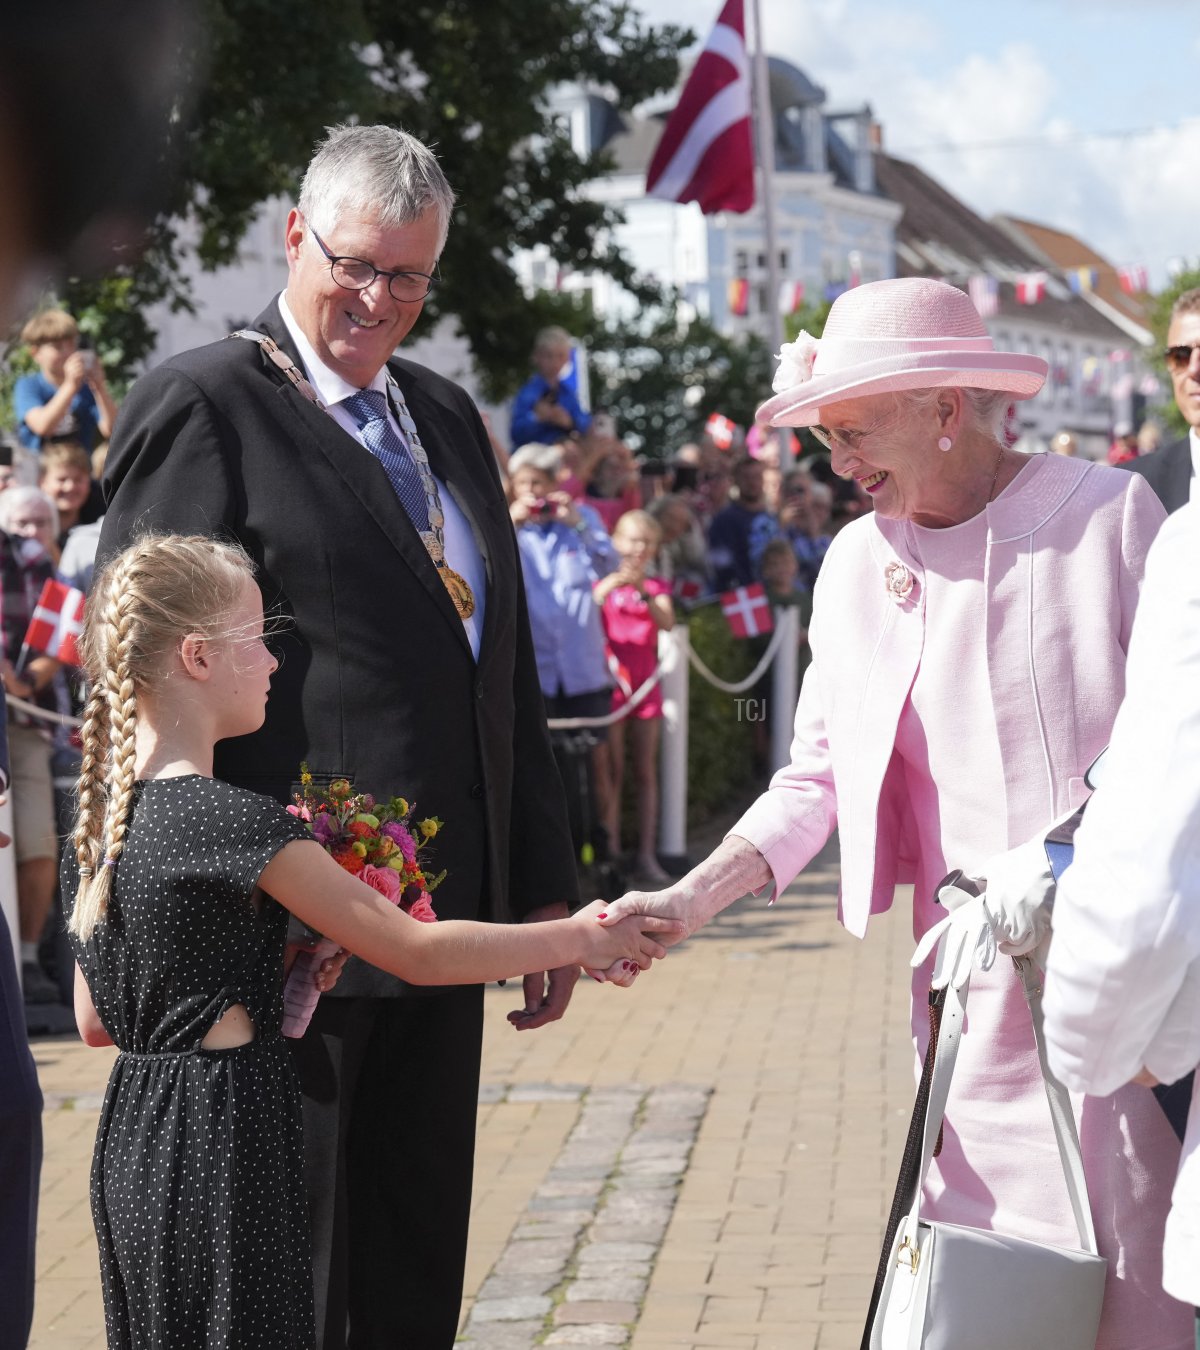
[28,838,917,1348]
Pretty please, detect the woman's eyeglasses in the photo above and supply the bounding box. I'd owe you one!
[809,424,866,453]
[1164,342,1200,374]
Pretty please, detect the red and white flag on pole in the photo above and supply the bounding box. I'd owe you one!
[645,0,754,215]
[720,583,774,638]
[967,274,999,318]
[1015,272,1047,305]
[1118,264,1149,295]
[24,579,86,666]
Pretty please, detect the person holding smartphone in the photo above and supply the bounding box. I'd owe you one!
[510,326,592,445]
[15,309,117,454]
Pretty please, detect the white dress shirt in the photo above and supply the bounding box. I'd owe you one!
[1189,427,1200,503]
[1044,499,1200,1302]
[278,292,485,658]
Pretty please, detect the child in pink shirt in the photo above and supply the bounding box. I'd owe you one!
[594,510,675,883]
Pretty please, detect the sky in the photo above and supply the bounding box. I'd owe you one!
[637,0,1200,287]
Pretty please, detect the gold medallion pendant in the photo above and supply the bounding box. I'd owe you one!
[439,564,476,619]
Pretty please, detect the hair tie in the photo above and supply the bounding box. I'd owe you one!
[78,865,94,878]
[102,857,118,868]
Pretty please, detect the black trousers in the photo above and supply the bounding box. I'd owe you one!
[291,987,485,1349]
[0,907,42,1350]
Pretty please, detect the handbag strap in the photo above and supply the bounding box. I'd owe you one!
[905,954,1099,1256]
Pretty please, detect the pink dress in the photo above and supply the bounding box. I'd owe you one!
[733,455,1188,1349]
[602,579,670,719]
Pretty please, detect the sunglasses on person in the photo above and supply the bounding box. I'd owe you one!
[809,424,867,453]
[1164,342,1200,373]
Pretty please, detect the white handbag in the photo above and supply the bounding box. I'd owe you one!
[869,955,1107,1350]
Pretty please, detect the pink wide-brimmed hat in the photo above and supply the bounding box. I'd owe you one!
[757,277,1047,427]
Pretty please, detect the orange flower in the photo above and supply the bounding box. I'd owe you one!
[346,821,375,841]
[331,845,365,875]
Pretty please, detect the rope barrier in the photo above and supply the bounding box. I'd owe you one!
[546,610,794,730]
[547,664,665,731]
[6,695,82,729]
[684,620,789,694]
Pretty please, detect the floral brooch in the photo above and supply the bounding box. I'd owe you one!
[884,561,916,606]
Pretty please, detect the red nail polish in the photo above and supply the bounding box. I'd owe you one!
[597,912,608,920]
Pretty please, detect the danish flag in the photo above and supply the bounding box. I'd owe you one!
[645,0,754,214]
[24,579,86,666]
[720,583,774,639]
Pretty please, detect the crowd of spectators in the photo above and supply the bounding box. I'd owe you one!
[1,310,112,1007]
[501,329,872,886]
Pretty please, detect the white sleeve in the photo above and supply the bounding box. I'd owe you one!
[1044,503,1200,1096]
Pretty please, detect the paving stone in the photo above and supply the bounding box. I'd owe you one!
[544,1326,630,1346]
[565,1276,647,1303]
[507,1083,586,1102]
[458,1319,543,1348]
[554,1300,640,1325]
[477,1271,561,1300]
[537,1178,606,1200]
[469,1294,553,1322]
[577,1241,658,1266]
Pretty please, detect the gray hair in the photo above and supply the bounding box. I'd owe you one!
[298,123,456,253]
[1171,287,1200,324]
[891,387,1011,442]
[507,443,562,478]
[0,485,59,538]
[534,326,572,353]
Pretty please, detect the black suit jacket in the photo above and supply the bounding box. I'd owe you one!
[1123,437,1192,514]
[99,299,579,996]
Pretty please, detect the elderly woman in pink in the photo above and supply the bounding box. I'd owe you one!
[601,277,1188,1347]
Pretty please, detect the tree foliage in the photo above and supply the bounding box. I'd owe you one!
[1148,268,1200,438]
[9,0,690,401]
[588,301,775,455]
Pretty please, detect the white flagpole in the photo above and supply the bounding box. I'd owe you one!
[749,0,783,355]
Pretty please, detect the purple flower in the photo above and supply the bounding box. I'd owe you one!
[382,821,417,861]
[311,812,338,845]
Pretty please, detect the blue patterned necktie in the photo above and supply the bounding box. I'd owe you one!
[341,388,431,532]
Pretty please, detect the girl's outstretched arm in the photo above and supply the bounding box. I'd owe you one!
[260,840,683,985]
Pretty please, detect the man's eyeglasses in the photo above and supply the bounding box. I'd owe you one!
[310,226,438,303]
[1164,342,1200,374]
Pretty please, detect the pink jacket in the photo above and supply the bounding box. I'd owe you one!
[731,454,1166,936]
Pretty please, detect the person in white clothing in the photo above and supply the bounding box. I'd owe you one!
[1044,497,1200,1308]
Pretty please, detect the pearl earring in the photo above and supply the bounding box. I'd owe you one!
[937,436,953,452]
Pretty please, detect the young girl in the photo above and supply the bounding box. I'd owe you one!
[66,534,679,1349]
[593,510,675,885]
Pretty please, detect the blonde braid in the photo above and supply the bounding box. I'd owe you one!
[70,549,141,941]
[68,678,110,940]
[68,533,260,942]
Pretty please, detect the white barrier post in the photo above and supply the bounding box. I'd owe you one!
[0,793,18,990]
[769,606,800,774]
[658,624,690,871]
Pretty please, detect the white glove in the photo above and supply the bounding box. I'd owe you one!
[911,840,1055,990]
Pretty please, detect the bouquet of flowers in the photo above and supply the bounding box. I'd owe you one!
[281,766,445,1037]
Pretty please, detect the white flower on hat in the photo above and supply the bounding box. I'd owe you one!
[772,330,819,393]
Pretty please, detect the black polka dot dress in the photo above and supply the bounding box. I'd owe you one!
[65,776,316,1349]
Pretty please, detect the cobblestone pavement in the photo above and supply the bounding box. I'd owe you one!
[28,836,917,1348]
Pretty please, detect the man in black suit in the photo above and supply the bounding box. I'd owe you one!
[1125,288,1200,513]
[99,124,581,1348]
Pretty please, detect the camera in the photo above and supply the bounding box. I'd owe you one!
[530,497,556,522]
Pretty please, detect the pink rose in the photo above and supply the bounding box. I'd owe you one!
[360,863,403,906]
[772,330,819,393]
[405,892,438,924]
